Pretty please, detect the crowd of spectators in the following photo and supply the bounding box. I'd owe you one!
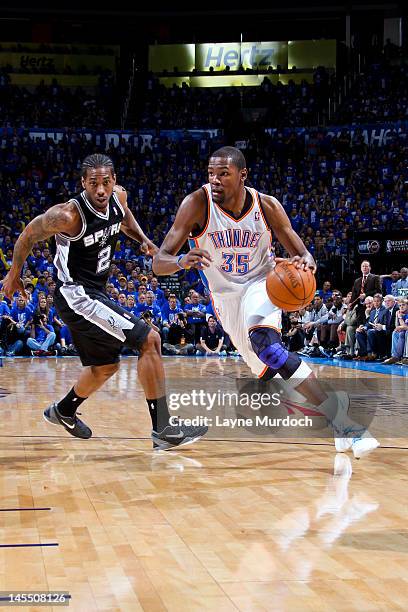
[140,60,408,129]
[0,127,406,362]
[0,126,407,284]
[1,255,407,364]
[283,262,408,365]
[0,72,115,128]
[1,55,406,130]
[140,67,331,129]
[0,52,407,363]
[335,60,408,124]
[0,260,238,358]
[1,49,407,131]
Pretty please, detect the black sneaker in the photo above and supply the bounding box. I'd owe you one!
[43,402,92,439]
[151,421,208,451]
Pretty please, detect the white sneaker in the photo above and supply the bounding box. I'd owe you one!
[336,432,380,458]
[335,437,353,453]
[331,392,379,458]
[351,435,380,459]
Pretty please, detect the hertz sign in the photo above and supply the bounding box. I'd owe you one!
[196,42,287,71]
[149,40,336,73]
[0,52,116,73]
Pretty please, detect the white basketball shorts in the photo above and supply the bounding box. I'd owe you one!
[211,277,282,377]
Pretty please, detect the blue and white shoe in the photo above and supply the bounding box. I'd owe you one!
[335,429,380,459]
[330,392,380,459]
[331,391,380,459]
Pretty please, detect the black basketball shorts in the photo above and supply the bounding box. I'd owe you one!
[54,283,151,367]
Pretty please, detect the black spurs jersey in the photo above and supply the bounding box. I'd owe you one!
[54,190,125,289]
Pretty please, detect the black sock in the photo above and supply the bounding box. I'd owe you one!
[146,396,171,432]
[57,387,87,418]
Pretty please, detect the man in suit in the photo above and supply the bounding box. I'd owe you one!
[383,295,399,334]
[376,294,399,358]
[383,299,408,364]
[351,260,382,305]
[350,261,382,332]
[355,293,388,361]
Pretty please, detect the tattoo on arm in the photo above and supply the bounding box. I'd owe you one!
[10,205,74,275]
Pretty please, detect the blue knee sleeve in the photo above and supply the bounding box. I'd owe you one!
[249,327,301,380]
[259,343,288,370]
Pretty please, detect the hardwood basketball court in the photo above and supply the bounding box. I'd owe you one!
[0,356,407,611]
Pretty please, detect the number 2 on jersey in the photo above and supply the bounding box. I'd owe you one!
[96,246,111,273]
[221,252,250,274]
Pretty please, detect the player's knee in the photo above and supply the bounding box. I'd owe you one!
[249,327,301,380]
[250,328,287,369]
[91,362,120,380]
[140,328,161,354]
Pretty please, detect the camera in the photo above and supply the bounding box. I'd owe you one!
[34,313,47,325]
[141,310,152,321]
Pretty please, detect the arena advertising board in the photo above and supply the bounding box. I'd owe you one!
[195,42,288,72]
[385,239,408,255]
[355,231,408,258]
[149,40,335,72]
[0,128,221,152]
[265,121,408,147]
[1,122,405,150]
[0,52,116,73]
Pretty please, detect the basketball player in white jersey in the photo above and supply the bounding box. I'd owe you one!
[2,154,207,450]
[153,147,379,458]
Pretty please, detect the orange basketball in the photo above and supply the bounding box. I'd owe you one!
[266,261,316,311]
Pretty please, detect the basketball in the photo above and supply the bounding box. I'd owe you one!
[266,261,316,311]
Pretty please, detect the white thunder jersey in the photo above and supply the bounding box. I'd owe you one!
[190,184,274,297]
[190,184,280,377]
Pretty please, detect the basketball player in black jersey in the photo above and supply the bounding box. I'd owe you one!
[2,154,207,450]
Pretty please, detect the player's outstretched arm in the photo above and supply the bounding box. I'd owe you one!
[1,202,80,299]
[115,186,158,256]
[153,190,212,276]
[260,194,317,273]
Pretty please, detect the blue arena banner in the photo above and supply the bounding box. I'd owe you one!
[1,123,406,148]
[0,127,221,148]
[265,121,408,147]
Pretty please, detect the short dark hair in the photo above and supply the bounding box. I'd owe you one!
[81,154,115,178]
[209,146,246,170]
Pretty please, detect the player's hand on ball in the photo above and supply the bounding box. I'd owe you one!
[179,248,212,270]
[275,255,317,274]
